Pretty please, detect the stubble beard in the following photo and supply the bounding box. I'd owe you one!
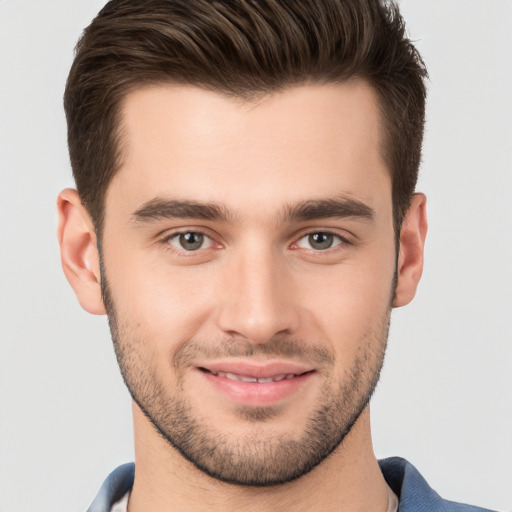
[101,277,391,487]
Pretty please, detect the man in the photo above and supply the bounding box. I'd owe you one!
[56,1,495,511]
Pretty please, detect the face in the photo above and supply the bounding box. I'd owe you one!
[100,82,397,485]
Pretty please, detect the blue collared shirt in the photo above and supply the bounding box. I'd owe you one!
[87,457,497,512]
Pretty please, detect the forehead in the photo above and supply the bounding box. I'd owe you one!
[107,81,390,220]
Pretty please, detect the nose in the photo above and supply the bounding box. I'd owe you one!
[216,247,300,344]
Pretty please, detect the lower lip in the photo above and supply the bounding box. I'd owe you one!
[199,370,315,406]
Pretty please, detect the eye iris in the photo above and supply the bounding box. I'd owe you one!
[179,232,204,250]
[309,232,333,250]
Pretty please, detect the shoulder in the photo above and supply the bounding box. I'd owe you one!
[87,463,135,512]
[88,459,496,512]
[379,457,497,512]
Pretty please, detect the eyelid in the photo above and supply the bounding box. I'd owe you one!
[291,229,352,251]
[161,227,222,253]
[157,226,354,254]
[168,232,213,248]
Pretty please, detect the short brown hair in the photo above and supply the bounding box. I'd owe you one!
[64,0,427,236]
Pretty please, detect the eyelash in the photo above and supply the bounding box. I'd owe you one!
[292,231,350,252]
[162,231,218,255]
[161,228,352,255]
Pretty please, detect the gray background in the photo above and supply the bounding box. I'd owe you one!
[0,1,511,511]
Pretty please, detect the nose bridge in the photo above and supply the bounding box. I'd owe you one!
[216,242,298,343]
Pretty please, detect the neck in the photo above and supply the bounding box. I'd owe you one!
[128,404,389,512]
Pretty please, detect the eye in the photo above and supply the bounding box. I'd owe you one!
[295,232,343,251]
[166,231,213,251]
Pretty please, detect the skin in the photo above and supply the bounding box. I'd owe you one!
[57,81,427,511]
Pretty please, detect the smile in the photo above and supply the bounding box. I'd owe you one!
[196,363,317,406]
[201,368,304,383]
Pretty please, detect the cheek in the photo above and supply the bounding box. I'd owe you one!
[104,249,218,356]
[296,257,395,356]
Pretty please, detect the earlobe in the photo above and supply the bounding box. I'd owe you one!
[57,189,106,315]
[393,193,428,308]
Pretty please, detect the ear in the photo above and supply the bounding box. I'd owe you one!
[393,193,428,308]
[57,189,106,315]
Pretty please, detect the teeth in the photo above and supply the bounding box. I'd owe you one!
[238,374,258,383]
[212,370,297,383]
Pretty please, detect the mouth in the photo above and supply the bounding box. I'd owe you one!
[195,361,317,406]
[199,367,312,383]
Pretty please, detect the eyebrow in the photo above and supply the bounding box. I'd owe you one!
[283,197,375,223]
[131,196,374,224]
[132,198,233,223]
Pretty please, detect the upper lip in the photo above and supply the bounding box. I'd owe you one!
[196,360,315,379]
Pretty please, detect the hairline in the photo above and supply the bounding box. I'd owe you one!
[92,75,398,239]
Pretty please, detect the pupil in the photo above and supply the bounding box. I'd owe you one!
[309,233,333,250]
[180,232,203,250]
